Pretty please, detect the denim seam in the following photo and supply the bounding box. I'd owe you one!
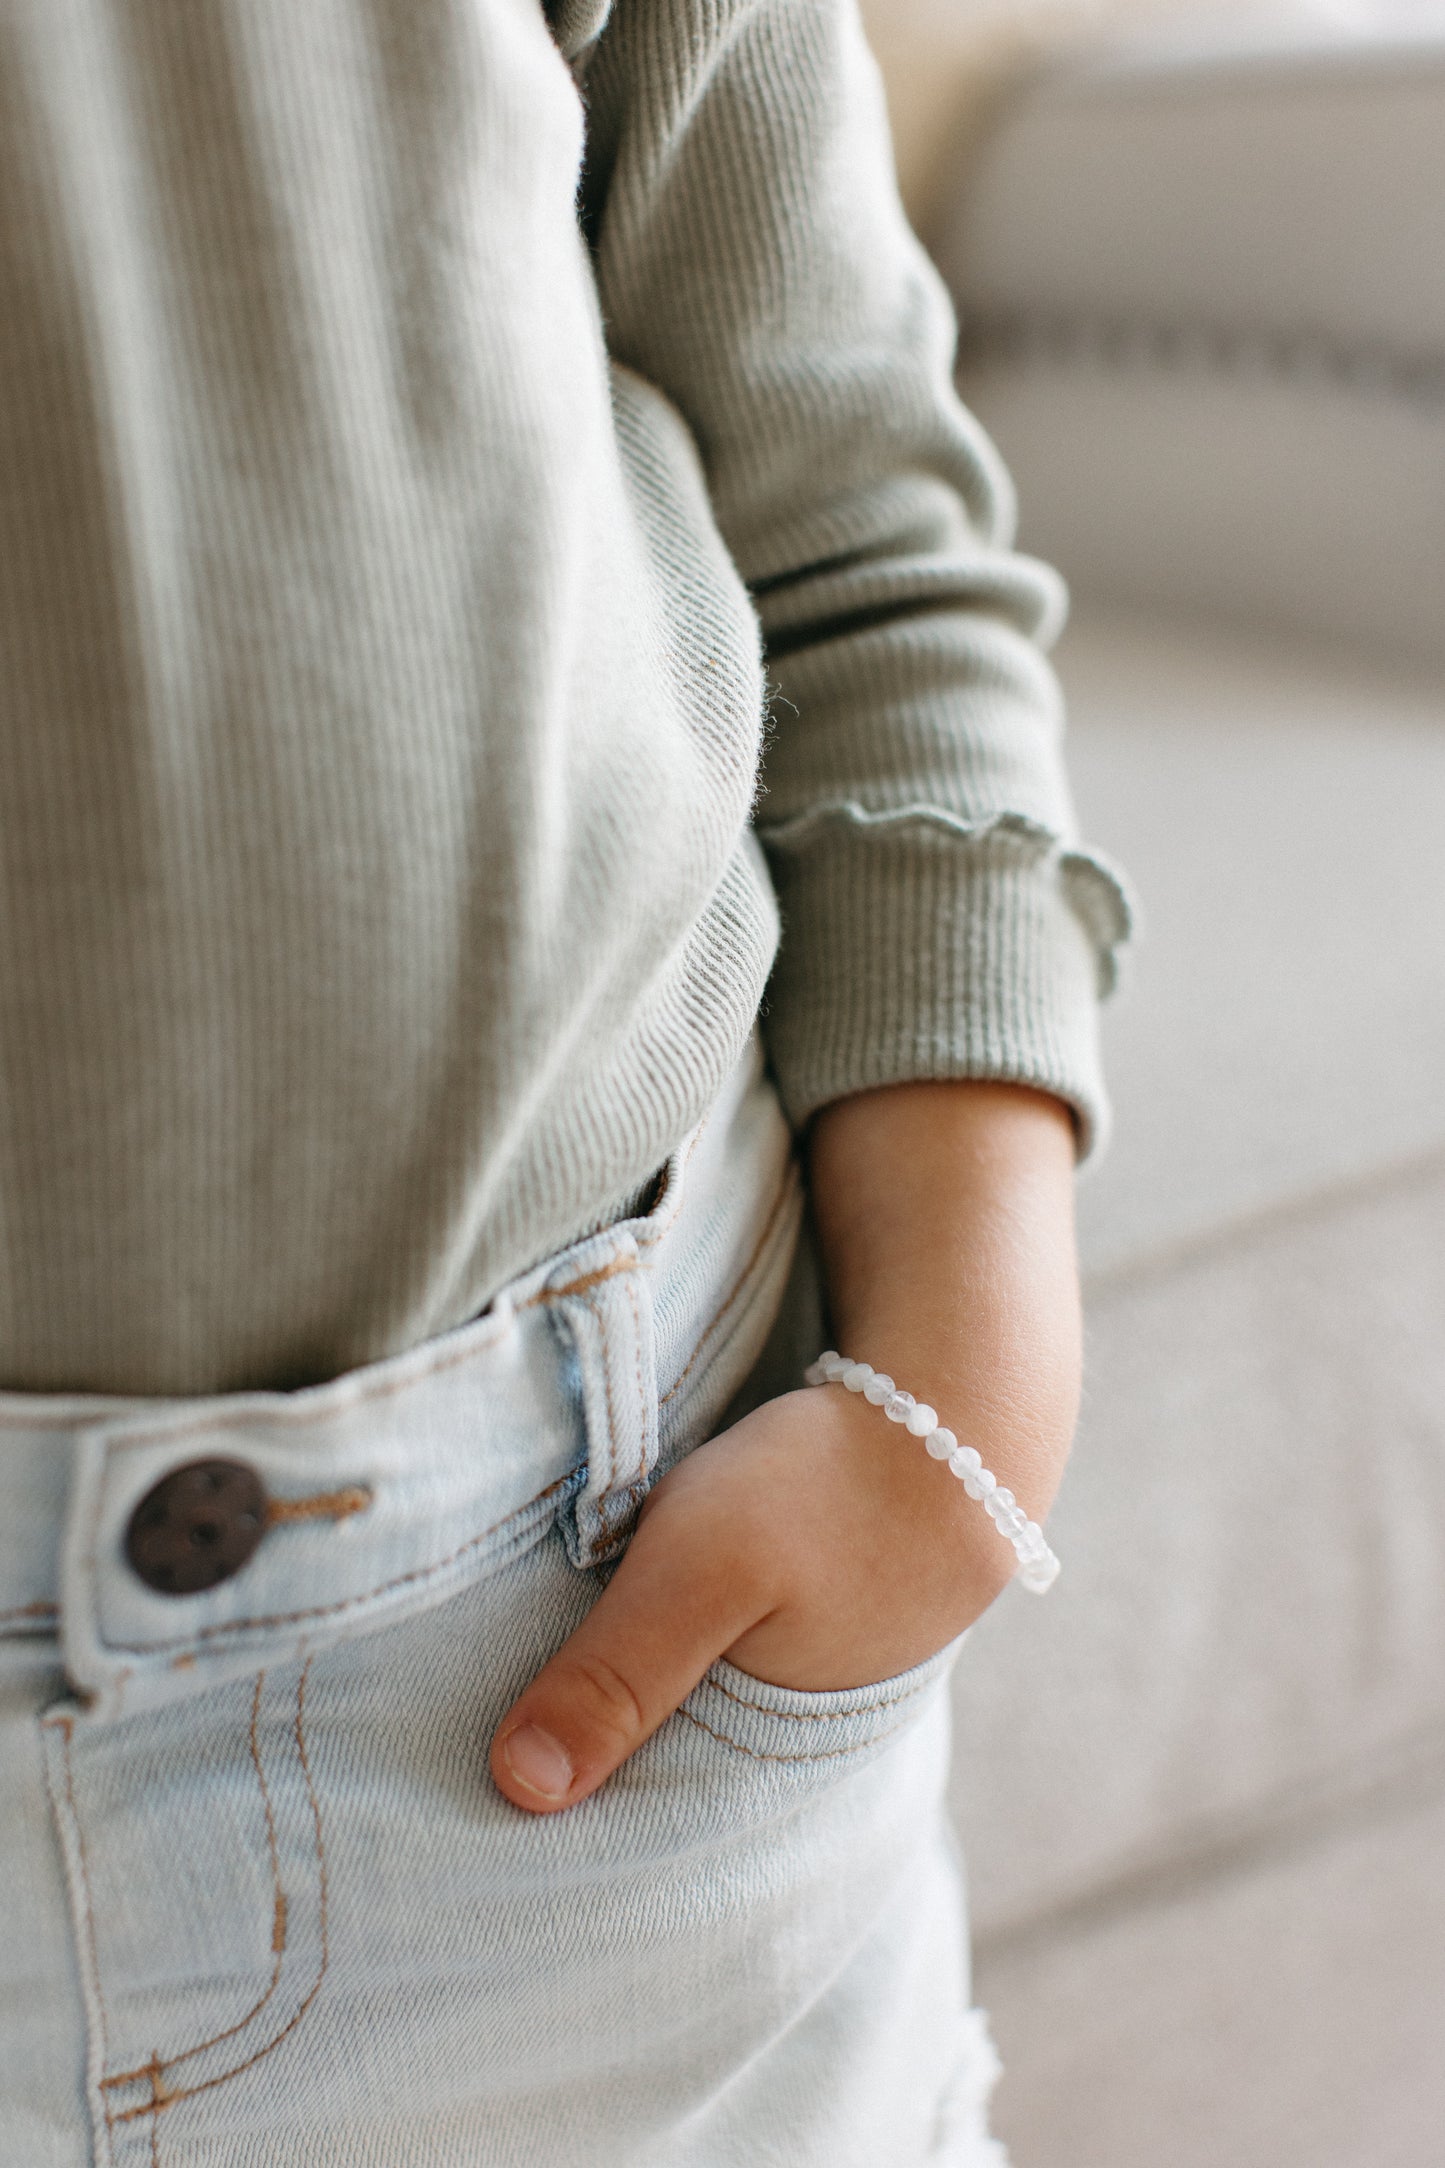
[572,1273,652,1565]
[630,1267,647,1448]
[586,1283,619,1543]
[97,1474,574,1653]
[700,1666,939,1725]
[101,1672,286,2096]
[108,1660,329,2127]
[621,1268,652,1512]
[43,1712,114,2165]
[626,1264,650,1503]
[678,1701,920,1766]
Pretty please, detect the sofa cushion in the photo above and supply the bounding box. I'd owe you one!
[953,1135,1445,1936]
[947,604,1445,1933]
[938,31,1445,359]
[937,33,1445,665]
[1061,607,1445,1274]
[973,1745,1445,2168]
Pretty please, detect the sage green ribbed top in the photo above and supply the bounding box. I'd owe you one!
[0,0,1130,1394]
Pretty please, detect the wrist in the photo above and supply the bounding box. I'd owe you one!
[804,1076,1082,1529]
[805,1353,1062,1595]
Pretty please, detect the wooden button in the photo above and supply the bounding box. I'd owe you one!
[124,1459,268,1595]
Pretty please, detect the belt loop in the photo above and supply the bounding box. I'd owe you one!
[548,1234,659,1571]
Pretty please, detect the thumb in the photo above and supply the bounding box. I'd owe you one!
[489,1481,763,1814]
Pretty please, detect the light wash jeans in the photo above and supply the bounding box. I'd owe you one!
[0,1026,1006,2167]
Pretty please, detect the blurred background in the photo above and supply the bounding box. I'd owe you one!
[854,4,1445,2162]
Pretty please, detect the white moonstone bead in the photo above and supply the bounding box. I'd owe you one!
[804,1352,1061,1596]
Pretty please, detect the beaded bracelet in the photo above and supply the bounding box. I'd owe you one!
[803,1351,1061,1594]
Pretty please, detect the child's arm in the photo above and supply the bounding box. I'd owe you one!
[488,0,1125,1810]
[491,1075,1078,1808]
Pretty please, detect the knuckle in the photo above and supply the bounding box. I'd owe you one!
[558,1651,647,1750]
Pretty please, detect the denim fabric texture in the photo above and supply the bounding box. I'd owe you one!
[0,1026,1006,2166]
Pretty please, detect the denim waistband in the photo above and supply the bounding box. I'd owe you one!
[0,1026,803,1720]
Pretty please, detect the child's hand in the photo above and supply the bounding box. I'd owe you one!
[490,1079,1081,1813]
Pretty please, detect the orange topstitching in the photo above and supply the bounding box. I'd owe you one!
[101,1669,287,2096]
[110,1660,328,2125]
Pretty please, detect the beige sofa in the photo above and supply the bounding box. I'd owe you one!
[925,27,1445,2166]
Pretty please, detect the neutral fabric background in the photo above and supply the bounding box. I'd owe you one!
[926,25,1445,2160]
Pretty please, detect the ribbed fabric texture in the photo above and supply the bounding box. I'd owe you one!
[0,0,1129,1395]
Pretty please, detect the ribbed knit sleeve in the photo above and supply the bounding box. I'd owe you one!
[580,0,1132,1157]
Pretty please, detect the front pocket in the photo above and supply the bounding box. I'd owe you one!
[34,1537,978,2167]
[681,1635,966,1770]
[42,1661,327,2166]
